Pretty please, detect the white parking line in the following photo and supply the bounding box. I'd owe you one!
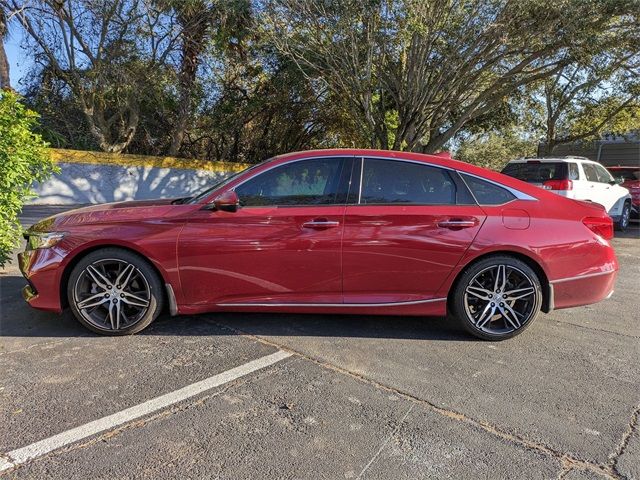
[0,350,292,473]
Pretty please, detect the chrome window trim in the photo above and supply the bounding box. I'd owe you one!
[217,297,447,308]
[459,172,538,205]
[223,153,536,209]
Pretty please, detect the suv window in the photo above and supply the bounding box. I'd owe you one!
[235,157,347,206]
[501,162,568,183]
[568,163,580,180]
[593,164,614,183]
[360,159,456,205]
[582,163,600,183]
[461,174,516,205]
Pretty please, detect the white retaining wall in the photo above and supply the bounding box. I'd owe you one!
[29,162,235,205]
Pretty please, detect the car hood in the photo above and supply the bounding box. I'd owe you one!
[28,199,177,232]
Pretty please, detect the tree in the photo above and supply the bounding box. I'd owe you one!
[456,132,536,171]
[3,0,181,153]
[266,0,639,153]
[0,7,9,89]
[164,0,253,156]
[536,41,640,155]
[0,91,56,267]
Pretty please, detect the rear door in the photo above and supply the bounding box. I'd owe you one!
[341,157,486,304]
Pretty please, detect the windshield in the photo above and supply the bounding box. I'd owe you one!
[502,162,568,183]
[187,163,264,204]
[610,168,640,181]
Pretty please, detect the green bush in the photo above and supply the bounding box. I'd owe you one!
[0,91,57,268]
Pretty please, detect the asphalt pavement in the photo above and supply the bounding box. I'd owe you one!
[0,206,638,479]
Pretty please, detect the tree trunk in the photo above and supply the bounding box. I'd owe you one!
[168,8,208,157]
[0,15,9,89]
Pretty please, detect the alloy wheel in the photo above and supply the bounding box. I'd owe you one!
[463,264,540,335]
[621,204,630,229]
[73,259,151,332]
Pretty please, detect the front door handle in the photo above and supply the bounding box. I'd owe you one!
[302,219,340,229]
[437,218,479,229]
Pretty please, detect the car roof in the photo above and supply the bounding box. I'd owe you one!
[506,156,595,164]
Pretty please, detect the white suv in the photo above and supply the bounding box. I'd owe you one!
[501,156,632,230]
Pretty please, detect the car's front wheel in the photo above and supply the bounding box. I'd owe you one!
[450,256,543,340]
[67,248,164,335]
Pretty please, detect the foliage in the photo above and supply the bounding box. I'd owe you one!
[532,10,640,155]
[456,133,537,171]
[0,91,56,267]
[1,1,639,163]
[266,0,638,152]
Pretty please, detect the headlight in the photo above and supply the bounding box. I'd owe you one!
[26,232,66,250]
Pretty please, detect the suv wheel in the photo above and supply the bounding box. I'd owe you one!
[616,202,630,231]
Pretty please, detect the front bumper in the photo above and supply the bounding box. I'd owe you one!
[18,248,65,313]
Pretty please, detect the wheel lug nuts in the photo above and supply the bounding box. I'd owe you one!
[488,294,492,298]
[491,302,495,306]
[112,298,118,303]
[120,293,125,297]
[107,285,112,290]
[500,302,504,306]
[104,293,109,298]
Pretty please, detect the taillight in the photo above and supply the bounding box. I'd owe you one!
[543,179,573,190]
[582,216,613,240]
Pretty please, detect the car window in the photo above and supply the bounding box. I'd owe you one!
[360,159,456,205]
[460,174,516,205]
[593,164,613,183]
[582,163,600,182]
[568,163,580,180]
[234,157,347,206]
[609,168,640,181]
[501,162,567,182]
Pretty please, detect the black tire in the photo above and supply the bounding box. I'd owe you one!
[450,255,543,341]
[67,248,164,335]
[615,202,631,231]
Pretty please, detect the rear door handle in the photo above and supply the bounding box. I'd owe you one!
[302,219,340,229]
[437,218,478,229]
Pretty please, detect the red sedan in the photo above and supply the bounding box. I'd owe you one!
[19,149,618,340]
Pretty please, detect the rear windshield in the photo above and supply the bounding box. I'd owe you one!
[501,162,568,183]
[609,168,640,181]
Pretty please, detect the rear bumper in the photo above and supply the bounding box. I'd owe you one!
[551,270,617,310]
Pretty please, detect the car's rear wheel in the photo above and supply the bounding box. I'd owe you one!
[616,202,631,231]
[450,256,542,340]
[67,248,164,335]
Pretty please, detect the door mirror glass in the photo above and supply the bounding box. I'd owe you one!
[213,190,240,212]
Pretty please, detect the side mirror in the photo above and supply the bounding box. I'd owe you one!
[212,190,240,212]
[609,177,624,186]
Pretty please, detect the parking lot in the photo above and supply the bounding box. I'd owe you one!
[0,206,638,479]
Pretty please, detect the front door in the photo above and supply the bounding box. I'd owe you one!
[342,158,486,304]
[177,156,353,306]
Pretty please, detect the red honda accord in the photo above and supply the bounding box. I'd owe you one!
[19,149,618,340]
